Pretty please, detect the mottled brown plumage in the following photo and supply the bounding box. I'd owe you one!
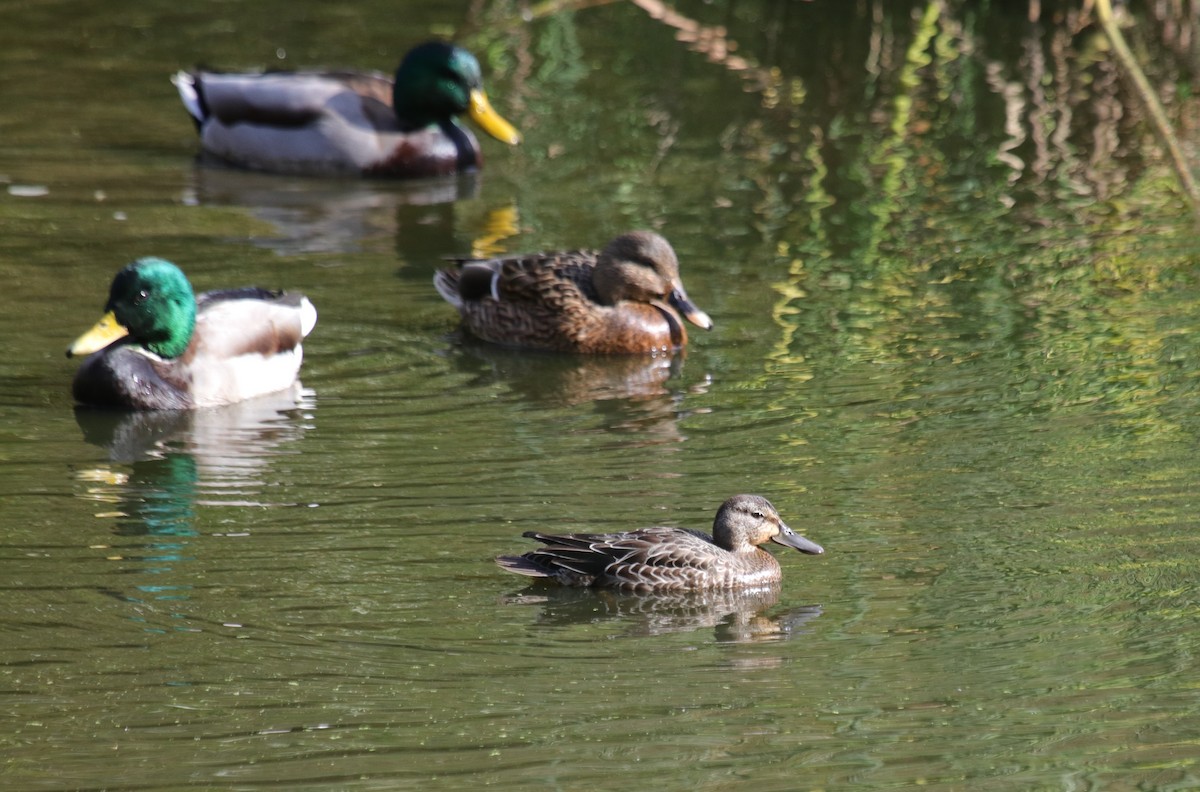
[496,495,824,593]
[433,231,713,354]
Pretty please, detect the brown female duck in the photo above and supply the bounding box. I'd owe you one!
[433,231,713,354]
[172,41,520,178]
[496,494,824,593]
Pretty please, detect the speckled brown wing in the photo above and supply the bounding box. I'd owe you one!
[446,251,603,352]
[597,528,724,592]
[514,527,631,577]
[515,527,722,592]
[492,250,600,304]
[435,244,690,354]
[501,251,686,354]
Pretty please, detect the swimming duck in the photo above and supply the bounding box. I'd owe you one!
[172,41,520,177]
[496,494,824,592]
[433,231,713,354]
[67,258,317,410]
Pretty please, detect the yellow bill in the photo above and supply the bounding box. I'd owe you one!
[468,88,521,145]
[67,311,129,358]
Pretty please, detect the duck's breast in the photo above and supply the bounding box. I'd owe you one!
[72,345,193,410]
[577,302,686,355]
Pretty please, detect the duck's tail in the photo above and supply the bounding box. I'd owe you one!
[432,269,463,309]
[171,71,206,128]
[298,296,318,339]
[495,554,552,578]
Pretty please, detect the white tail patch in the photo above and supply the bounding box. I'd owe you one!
[433,270,464,310]
[298,297,318,338]
[171,71,205,123]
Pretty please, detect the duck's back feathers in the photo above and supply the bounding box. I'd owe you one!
[435,263,583,352]
[488,252,600,304]
[437,250,595,305]
[177,70,434,176]
[498,527,731,593]
[179,70,393,128]
[436,250,680,354]
[193,288,314,357]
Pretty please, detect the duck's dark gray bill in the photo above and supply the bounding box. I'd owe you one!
[772,523,824,555]
[668,288,713,330]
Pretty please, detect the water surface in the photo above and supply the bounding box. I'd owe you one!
[3,1,1200,789]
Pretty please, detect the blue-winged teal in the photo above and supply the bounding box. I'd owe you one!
[172,41,520,177]
[496,494,823,592]
[433,230,713,355]
[67,258,317,410]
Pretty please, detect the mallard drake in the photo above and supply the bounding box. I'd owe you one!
[496,494,824,592]
[67,258,317,410]
[172,41,520,177]
[433,230,713,354]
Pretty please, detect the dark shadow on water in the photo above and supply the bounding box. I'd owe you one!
[502,583,822,643]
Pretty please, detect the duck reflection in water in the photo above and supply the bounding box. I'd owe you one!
[448,340,710,442]
[503,585,823,644]
[75,384,314,468]
[74,388,314,615]
[183,166,482,257]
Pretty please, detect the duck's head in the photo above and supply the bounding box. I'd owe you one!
[392,41,521,145]
[592,231,714,331]
[67,257,197,360]
[714,494,824,555]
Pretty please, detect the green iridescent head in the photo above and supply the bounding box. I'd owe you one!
[68,257,197,360]
[392,41,520,144]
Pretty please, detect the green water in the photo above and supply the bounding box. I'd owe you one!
[3,1,1200,789]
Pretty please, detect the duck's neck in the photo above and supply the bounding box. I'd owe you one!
[133,300,195,359]
[440,119,478,170]
[392,77,455,132]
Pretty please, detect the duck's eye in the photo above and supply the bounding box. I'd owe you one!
[133,289,149,305]
[751,511,765,520]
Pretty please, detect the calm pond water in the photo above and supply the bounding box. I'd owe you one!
[4,1,1200,789]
